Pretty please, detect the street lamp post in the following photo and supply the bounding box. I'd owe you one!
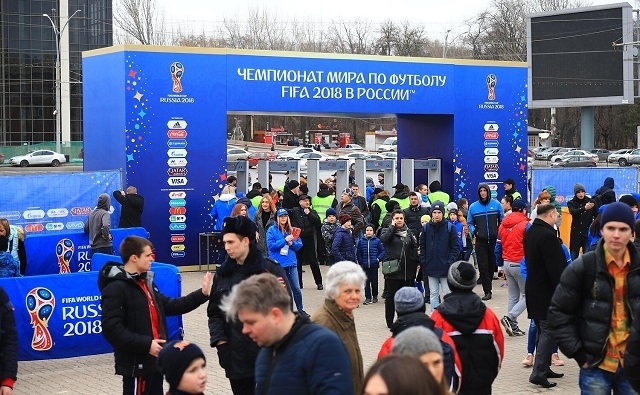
[443,29,451,58]
[43,9,82,153]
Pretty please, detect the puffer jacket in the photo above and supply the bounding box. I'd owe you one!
[321,220,339,257]
[403,204,430,238]
[210,193,237,231]
[266,225,303,268]
[379,225,419,281]
[331,226,356,263]
[356,236,385,269]
[549,238,640,367]
[497,211,529,262]
[99,263,208,377]
[420,221,459,278]
[467,183,504,242]
[208,246,291,380]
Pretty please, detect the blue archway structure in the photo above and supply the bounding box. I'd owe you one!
[83,46,527,265]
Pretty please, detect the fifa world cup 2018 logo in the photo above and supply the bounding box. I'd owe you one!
[487,74,497,101]
[26,287,55,351]
[170,62,185,93]
[56,238,74,274]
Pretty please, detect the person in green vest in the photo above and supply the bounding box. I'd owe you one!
[503,178,522,201]
[370,189,390,232]
[247,182,264,209]
[428,180,450,205]
[390,183,410,209]
[312,183,335,221]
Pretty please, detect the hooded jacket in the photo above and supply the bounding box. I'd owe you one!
[432,291,504,394]
[567,193,597,250]
[595,177,617,205]
[467,183,504,242]
[99,263,208,377]
[210,193,237,231]
[497,211,529,262]
[84,193,112,249]
[312,189,335,221]
[544,185,563,219]
[112,190,144,228]
[331,226,356,262]
[370,195,390,229]
[420,220,460,278]
[208,245,291,380]
[390,190,410,209]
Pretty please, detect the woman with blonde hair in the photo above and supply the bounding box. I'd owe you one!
[266,209,306,315]
[254,195,276,254]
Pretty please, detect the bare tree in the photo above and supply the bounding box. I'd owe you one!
[113,0,166,45]
[329,19,375,54]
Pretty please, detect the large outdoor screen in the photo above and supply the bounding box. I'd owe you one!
[527,3,634,108]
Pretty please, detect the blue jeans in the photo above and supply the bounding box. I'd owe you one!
[527,320,558,355]
[363,267,379,300]
[579,365,638,394]
[283,266,304,312]
[570,236,590,260]
[428,276,450,311]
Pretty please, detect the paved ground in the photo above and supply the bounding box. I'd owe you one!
[17,266,580,395]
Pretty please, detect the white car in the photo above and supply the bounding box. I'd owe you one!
[550,149,598,163]
[9,150,67,167]
[379,151,397,159]
[378,137,397,152]
[608,149,633,164]
[276,147,317,160]
[227,147,251,161]
[299,152,333,170]
[341,144,364,151]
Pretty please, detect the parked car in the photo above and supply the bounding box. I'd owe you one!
[618,148,640,166]
[322,142,339,149]
[551,155,597,168]
[299,152,333,170]
[247,151,276,168]
[535,147,563,160]
[276,146,318,160]
[608,149,633,164]
[341,144,364,151]
[378,137,397,152]
[227,147,251,161]
[380,151,397,159]
[8,150,67,167]
[532,146,553,155]
[550,149,598,163]
[589,148,611,161]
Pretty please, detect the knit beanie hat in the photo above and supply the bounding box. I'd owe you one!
[326,208,337,218]
[574,183,586,194]
[619,194,638,208]
[320,183,329,191]
[158,340,206,390]
[288,180,300,189]
[511,199,527,212]
[385,200,400,212]
[600,202,635,230]
[392,326,443,357]
[339,214,351,225]
[447,260,478,292]
[446,202,458,212]
[431,201,445,213]
[394,286,425,314]
[342,188,355,200]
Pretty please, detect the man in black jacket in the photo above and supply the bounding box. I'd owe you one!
[289,195,323,289]
[112,186,144,228]
[524,203,567,388]
[99,236,212,395]
[0,286,17,394]
[404,192,430,238]
[208,216,292,394]
[550,202,640,393]
[567,183,596,260]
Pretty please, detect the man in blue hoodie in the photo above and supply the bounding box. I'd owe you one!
[210,185,238,231]
[467,183,504,301]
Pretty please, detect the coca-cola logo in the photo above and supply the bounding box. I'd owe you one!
[70,207,91,216]
[167,130,187,138]
[167,167,188,176]
[484,131,499,140]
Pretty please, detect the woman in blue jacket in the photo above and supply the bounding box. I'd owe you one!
[356,224,385,304]
[266,208,305,314]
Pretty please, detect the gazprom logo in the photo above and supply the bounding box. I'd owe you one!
[169,223,186,231]
[484,140,499,148]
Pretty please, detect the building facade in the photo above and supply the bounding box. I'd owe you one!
[0,0,112,146]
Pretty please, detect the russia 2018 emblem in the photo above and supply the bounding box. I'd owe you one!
[56,238,74,274]
[486,74,497,101]
[26,287,55,351]
[170,62,185,93]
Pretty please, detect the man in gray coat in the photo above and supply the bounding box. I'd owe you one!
[84,193,114,257]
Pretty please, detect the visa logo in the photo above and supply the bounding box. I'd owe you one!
[168,177,188,186]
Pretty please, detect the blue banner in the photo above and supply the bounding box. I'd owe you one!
[532,167,637,205]
[0,170,122,233]
[1,260,182,361]
[24,227,148,275]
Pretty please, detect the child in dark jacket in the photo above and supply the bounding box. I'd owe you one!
[321,208,339,266]
[356,224,385,304]
[331,215,356,263]
[448,209,465,260]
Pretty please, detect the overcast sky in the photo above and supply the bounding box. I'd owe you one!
[153,0,622,41]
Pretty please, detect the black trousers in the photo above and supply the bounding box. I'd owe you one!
[296,240,323,286]
[230,377,255,395]
[475,240,496,294]
[384,278,414,327]
[122,371,163,395]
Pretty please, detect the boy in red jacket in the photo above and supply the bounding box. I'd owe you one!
[432,260,504,395]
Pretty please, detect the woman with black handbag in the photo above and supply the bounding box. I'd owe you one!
[379,209,419,328]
